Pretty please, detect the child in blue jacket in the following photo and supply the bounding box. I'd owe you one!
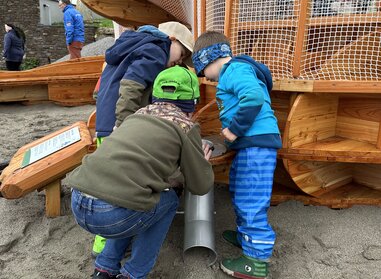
[92,21,194,259]
[192,31,282,279]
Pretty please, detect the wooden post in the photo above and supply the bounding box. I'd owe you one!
[224,0,233,39]
[194,0,198,40]
[292,0,311,78]
[201,0,206,33]
[45,180,61,218]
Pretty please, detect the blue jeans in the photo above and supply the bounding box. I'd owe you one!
[71,189,179,279]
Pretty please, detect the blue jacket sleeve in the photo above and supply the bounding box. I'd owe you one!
[64,12,74,45]
[114,43,168,126]
[3,34,11,58]
[227,64,265,137]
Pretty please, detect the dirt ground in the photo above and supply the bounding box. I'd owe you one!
[0,102,381,279]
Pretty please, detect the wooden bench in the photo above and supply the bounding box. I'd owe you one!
[0,56,104,106]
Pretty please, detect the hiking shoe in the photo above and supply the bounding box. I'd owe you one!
[116,275,130,279]
[221,255,268,279]
[92,235,107,258]
[222,230,242,248]
[92,269,118,279]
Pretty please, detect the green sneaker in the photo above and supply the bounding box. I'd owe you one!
[92,235,107,258]
[221,255,268,279]
[222,230,242,249]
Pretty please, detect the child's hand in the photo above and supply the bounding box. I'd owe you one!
[221,128,237,142]
[202,142,213,161]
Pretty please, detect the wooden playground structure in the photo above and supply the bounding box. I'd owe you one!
[1,0,381,216]
[0,56,103,106]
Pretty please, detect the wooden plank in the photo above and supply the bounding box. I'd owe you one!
[353,164,381,191]
[0,85,48,102]
[313,81,381,94]
[292,0,310,77]
[45,180,61,217]
[287,94,338,147]
[285,160,352,197]
[338,97,381,122]
[224,0,234,39]
[48,80,97,106]
[272,182,381,208]
[193,0,198,40]
[336,116,379,145]
[201,0,206,33]
[308,13,381,27]
[281,136,381,163]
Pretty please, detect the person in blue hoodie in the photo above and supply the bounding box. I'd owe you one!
[91,21,194,259]
[3,23,25,71]
[58,0,85,59]
[192,31,282,279]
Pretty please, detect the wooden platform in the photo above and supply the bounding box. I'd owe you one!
[0,56,104,106]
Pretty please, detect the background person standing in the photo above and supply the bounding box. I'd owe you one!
[3,23,25,71]
[58,0,85,59]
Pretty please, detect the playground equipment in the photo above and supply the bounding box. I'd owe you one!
[2,0,381,212]
[0,56,104,106]
[87,0,379,208]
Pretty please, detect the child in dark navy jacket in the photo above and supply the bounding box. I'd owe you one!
[192,31,282,279]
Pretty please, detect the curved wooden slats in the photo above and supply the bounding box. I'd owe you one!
[80,0,177,26]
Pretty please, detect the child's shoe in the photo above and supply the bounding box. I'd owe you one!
[92,269,118,279]
[220,255,268,279]
[222,230,241,248]
[92,235,107,258]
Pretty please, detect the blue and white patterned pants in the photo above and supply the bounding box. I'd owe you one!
[229,147,277,261]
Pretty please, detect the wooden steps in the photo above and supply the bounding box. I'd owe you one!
[0,56,104,106]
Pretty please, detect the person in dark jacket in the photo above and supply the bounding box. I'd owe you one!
[3,23,25,71]
[65,66,214,279]
[91,21,194,257]
[58,0,85,59]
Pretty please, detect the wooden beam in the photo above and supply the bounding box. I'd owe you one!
[292,0,310,78]
[193,0,198,40]
[201,0,206,33]
[224,0,233,38]
[45,180,61,217]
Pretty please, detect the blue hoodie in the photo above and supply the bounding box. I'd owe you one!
[95,27,171,137]
[62,4,84,45]
[217,55,282,150]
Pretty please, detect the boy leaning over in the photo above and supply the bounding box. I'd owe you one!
[64,66,214,279]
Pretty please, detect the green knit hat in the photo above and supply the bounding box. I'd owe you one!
[153,66,200,101]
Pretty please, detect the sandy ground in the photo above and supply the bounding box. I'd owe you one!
[0,102,381,279]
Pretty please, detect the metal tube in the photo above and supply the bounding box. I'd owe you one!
[183,188,217,266]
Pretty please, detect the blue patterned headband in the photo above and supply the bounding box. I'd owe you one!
[192,43,232,76]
